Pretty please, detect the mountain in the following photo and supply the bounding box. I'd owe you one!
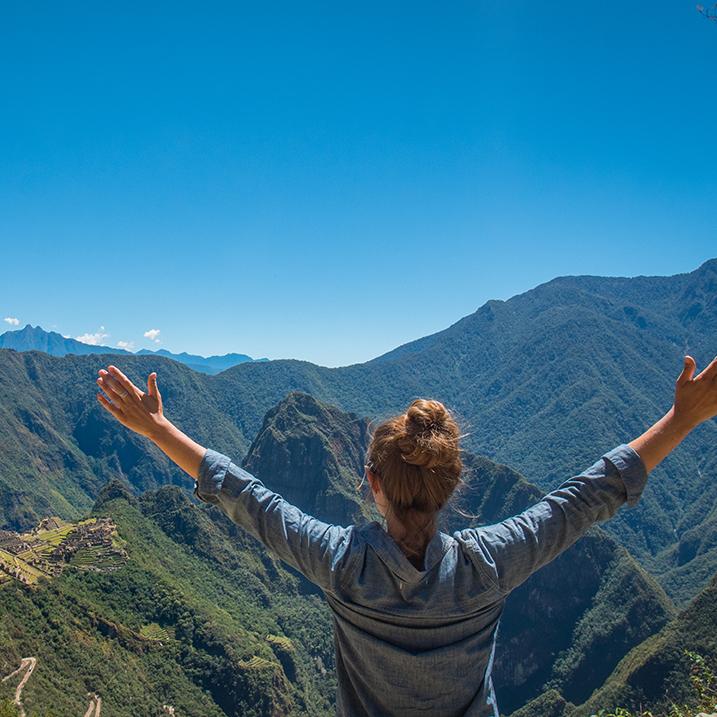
[517,567,717,717]
[205,256,717,605]
[242,391,374,527]
[0,485,340,716]
[0,324,266,374]
[0,324,133,358]
[569,570,717,717]
[136,348,268,374]
[0,349,246,530]
[0,386,679,715]
[240,392,675,715]
[2,258,716,606]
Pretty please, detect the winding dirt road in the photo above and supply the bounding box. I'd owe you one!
[1,656,36,717]
[83,692,102,716]
[1,658,172,716]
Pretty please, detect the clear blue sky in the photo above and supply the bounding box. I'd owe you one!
[1,2,715,367]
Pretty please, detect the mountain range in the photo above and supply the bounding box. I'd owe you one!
[0,324,267,374]
[2,258,716,604]
[0,391,680,716]
[2,257,717,715]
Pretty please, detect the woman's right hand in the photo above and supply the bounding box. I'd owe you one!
[673,354,717,429]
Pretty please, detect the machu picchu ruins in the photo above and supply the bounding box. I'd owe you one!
[0,515,127,586]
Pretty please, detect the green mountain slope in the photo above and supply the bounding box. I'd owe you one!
[242,391,374,526]
[0,486,339,716]
[569,571,717,717]
[2,259,716,604]
[0,386,685,716]
[239,392,675,715]
[0,349,245,530]
[169,257,717,602]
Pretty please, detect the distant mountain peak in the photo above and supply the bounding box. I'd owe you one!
[0,323,265,375]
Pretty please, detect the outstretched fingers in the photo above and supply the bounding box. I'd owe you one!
[97,370,130,405]
[697,354,717,382]
[107,365,141,397]
[97,391,125,420]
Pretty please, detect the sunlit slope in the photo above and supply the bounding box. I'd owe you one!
[570,570,717,717]
[241,392,675,715]
[0,483,339,716]
[2,259,716,601]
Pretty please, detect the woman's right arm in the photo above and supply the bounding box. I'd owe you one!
[458,353,717,596]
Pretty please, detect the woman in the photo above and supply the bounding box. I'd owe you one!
[95,354,717,717]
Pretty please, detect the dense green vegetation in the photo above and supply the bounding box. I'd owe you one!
[510,572,717,717]
[2,259,717,605]
[571,571,717,717]
[2,259,717,715]
[592,650,717,716]
[243,390,376,527]
[0,486,340,716]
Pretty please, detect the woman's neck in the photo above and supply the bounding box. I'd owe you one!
[384,515,431,570]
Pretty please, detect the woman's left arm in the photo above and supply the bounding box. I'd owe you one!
[96,364,205,478]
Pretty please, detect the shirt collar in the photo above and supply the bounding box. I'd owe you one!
[362,521,456,584]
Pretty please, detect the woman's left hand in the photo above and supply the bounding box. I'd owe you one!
[96,365,167,438]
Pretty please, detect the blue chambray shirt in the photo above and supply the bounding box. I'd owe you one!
[193,443,648,717]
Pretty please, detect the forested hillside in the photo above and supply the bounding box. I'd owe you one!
[0,389,686,716]
[231,392,676,714]
[2,259,716,604]
[0,485,339,716]
[514,570,717,717]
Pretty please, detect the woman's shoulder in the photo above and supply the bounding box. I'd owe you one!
[451,527,502,593]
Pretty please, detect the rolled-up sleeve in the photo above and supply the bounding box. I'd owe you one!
[459,443,648,596]
[194,448,355,594]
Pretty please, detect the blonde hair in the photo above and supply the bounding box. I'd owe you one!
[365,398,464,569]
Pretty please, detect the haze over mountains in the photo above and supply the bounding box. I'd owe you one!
[0,323,268,375]
[2,257,717,715]
[3,258,716,600]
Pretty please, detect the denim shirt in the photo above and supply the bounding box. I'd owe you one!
[193,443,648,717]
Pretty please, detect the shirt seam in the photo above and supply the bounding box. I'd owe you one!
[465,533,503,594]
[336,527,363,593]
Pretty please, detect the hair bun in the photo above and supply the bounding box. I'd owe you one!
[405,399,448,434]
[397,399,459,469]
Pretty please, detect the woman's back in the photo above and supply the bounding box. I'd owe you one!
[326,521,504,717]
[194,441,647,717]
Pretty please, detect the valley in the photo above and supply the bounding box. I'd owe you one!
[1,258,716,715]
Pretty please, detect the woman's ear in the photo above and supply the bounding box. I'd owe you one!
[366,469,380,497]
[366,469,388,517]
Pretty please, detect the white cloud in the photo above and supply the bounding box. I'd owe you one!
[144,328,161,344]
[62,334,71,339]
[117,340,135,350]
[3,317,20,326]
[75,331,109,346]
